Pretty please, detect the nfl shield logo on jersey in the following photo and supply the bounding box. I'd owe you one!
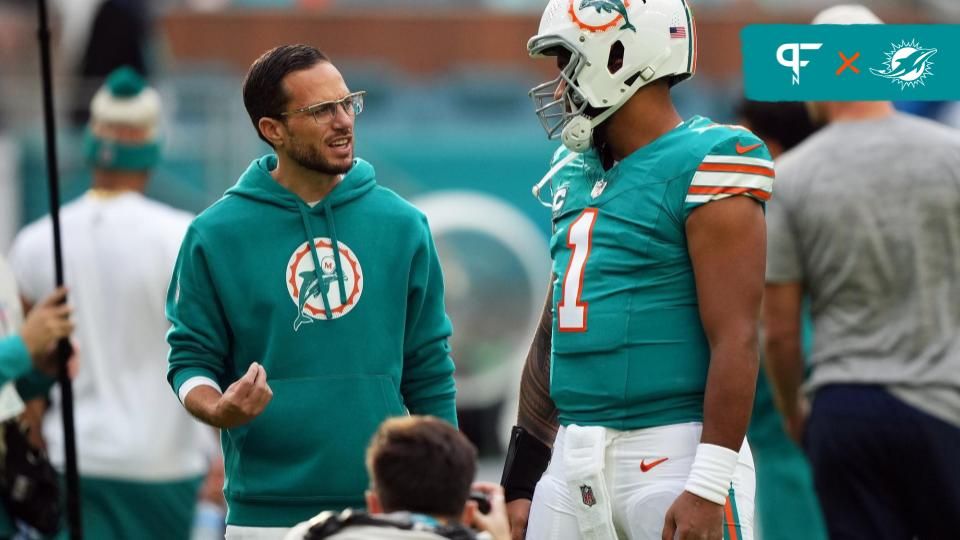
[591,179,607,199]
[580,484,597,507]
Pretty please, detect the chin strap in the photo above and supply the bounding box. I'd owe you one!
[532,150,581,208]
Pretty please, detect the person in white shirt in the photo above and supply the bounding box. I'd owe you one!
[8,66,218,540]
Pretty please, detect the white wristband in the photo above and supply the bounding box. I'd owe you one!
[684,443,739,505]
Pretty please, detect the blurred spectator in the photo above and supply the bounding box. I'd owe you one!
[0,257,75,538]
[285,415,509,540]
[8,67,217,540]
[764,5,960,539]
[737,99,827,540]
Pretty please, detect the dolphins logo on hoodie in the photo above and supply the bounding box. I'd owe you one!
[287,239,363,330]
[870,40,937,89]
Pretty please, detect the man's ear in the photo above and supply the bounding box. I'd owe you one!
[258,116,286,148]
[365,490,383,514]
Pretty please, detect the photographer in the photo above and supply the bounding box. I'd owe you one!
[286,416,510,540]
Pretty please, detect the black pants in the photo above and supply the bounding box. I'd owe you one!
[805,384,960,540]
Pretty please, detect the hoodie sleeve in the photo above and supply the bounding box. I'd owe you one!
[166,224,232,399]
[0,335,33,387]
[15,369,57,401]
[400,215,457,426]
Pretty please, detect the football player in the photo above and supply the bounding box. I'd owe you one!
[500,1,771,539]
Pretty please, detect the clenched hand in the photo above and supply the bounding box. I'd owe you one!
[213,363,273,429]
[662,490,725,540]
[20,287,73,374]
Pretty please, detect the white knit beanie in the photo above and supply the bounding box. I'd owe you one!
[89,66,161,136]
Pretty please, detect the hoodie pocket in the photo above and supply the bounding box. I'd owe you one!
[228,374,404,502]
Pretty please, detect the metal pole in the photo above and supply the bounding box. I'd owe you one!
[35,1,82,538]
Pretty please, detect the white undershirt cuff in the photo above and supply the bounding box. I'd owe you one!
[178,376,221,404]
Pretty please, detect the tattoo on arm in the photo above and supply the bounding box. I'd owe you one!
[517,287,559,447]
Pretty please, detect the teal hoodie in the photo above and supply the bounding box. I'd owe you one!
[166,155,457,527]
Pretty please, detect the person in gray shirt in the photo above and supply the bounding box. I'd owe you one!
[764,5,960,539]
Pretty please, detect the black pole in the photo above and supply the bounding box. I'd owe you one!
[35,1,82,538]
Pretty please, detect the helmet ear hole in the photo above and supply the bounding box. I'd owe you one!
[607,41,625,75]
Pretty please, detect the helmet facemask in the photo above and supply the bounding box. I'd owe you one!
[528,38,594,142]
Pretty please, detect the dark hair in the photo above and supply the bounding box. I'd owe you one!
[737,100,818,153]
[242,44,330,146]
[367,416,477,521]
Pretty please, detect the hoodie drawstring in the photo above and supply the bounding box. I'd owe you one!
[297,204,334,320]
[323,200,349,304]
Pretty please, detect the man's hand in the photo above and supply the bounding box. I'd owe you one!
[185,363,273,429]
[782,395,809,445]
[214,363,272,429]
[20,287,73,368]
[506,498,531,540]
[467,482,511,540]
[662,491,725,540]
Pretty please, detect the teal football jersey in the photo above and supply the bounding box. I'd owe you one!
[547,116,774,430]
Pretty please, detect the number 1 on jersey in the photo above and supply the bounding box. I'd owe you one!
[558,208,597,332]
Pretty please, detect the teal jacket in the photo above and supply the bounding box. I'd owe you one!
[166,155,457,527]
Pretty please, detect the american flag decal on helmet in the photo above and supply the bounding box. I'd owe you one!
[670,26,686,38]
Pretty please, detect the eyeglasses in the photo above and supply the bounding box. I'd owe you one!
[280,91,366,124]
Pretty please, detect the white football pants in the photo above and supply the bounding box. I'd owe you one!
[526,422,755,540]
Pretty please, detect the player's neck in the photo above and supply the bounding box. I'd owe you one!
[271,154,342,203]
[91,170,148,194]
[601,83,682,163]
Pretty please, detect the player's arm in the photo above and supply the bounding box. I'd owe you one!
[760,161,808,444]
[516,283,559,447]
[762,282,805,442]
[663,195,765,540]
[501,282,556,540]
[689,195,765,452]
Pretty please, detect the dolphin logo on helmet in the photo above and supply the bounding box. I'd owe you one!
[577,0,638,32]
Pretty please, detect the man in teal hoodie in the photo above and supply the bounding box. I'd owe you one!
[166,44,458,539]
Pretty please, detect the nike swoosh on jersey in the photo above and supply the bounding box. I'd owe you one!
[735,142,763,154]
[640,457,669,472]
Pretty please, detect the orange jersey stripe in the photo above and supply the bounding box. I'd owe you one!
[724,498,739,540]
[697,163,775,178]
[688,186,772,201]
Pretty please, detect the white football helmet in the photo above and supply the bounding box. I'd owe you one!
[528,0,697,152]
